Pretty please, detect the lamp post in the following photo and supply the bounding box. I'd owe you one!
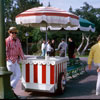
[0,0,16,99]
[25,32,29,55]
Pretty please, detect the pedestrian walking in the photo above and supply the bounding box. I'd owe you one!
[58,38,68,57]
[50,39,55,57]
[88,35,100,96]
[68,37,76,59]
[41,40,46,56]
[6,26,25,89]
[47,40,53,56]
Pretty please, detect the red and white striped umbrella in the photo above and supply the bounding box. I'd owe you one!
[15,6,79,28]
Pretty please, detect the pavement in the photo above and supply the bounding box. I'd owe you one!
[14,57,100,99]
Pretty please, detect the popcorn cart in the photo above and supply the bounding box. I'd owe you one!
[16,6,79,94]
[21,55,67,93]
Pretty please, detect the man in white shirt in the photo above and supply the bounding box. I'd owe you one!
[47,40,53,56]
[41,40,46,56]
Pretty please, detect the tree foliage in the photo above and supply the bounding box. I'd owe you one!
[74,2,100,34]
[69,2,100,55]
[4,0,42,37]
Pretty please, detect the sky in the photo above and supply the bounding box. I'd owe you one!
[40,0,100,11]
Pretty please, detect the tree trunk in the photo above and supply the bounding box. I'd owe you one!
[77,33,85,55]
[81,35,90,55]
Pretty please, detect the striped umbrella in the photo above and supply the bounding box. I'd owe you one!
[42,17,95,32]
[15,6,79,28]
[15,6,79,58]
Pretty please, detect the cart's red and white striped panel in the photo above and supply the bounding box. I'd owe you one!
[21,56,67,93]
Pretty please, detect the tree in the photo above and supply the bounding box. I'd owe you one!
[69,6,73,13]
[4,0,14,37]
[4,0,43,54]
[72,2,100,55]
[77,33,85,55]
[48,2,51,7]
[75,2,99,33]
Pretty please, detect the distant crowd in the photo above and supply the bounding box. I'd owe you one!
[41,37,76,59]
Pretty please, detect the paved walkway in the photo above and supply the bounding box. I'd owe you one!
[14,57,100,99]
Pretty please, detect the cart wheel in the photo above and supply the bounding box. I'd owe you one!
[57,72,66,94]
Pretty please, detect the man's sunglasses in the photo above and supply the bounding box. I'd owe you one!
[11,32,17,34]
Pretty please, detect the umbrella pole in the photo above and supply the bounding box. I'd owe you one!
[45,25,48,60]
[65,34,67,57]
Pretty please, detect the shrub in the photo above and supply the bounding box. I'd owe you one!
[28,43,38,54]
